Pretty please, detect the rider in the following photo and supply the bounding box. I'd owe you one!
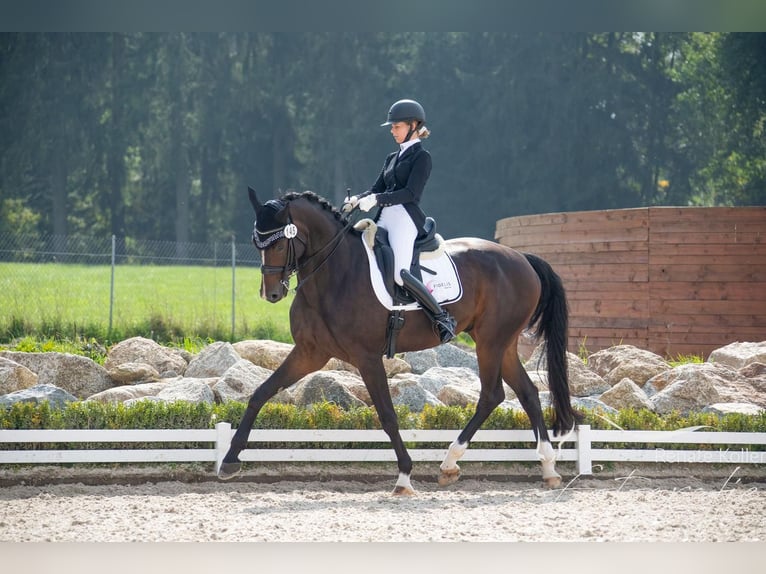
[344,99,457,344]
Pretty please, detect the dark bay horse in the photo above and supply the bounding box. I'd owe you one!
[217,188,579,493]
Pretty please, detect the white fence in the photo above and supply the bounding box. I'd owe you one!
[1,423,765,475]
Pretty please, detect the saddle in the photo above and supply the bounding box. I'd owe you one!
[370,217,443,305]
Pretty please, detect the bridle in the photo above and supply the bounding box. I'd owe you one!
[254,203,356,293]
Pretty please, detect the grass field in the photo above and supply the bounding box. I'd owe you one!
[0,262,293,344]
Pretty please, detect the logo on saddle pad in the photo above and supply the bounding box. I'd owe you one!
[355,219,463,311]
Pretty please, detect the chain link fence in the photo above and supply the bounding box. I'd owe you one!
[0,232,268,341]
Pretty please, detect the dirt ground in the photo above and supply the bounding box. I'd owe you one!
[1,462,764,542]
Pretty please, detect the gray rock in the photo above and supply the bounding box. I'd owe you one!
[389,378,443,411]
[572,396,618,414]
[702,402,764,416]
[155,378,217,404]
[0,351,112,399]
[401,349,439,374]
[437,384,481,407]
[418,367,481,396]
[599,378,654,411]
[0,356,38,394]
[434,344,479,373]
[709,341,766,370]
[86,382,168,403]
[104,337,188,376]
[212,359,290,403]
[107,362,160,385]
[291,371,365,410]
[233,339,293,370]
[647,362,764,407]
[185,342,241,378]
[0,383,77,409]
[650,376,721,415]
[587,345,670,387]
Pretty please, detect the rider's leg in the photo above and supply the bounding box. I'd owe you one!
[376,205,417,286]
[400,269,456,343]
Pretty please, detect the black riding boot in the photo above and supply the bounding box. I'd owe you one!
[400,269,457,344]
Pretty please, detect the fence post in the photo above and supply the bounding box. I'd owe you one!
[109,234,116,334]
[576,425,592,475]
[215,422,232,473]
[230,235,236,339]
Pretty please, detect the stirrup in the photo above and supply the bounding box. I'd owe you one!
[433,312,457,344]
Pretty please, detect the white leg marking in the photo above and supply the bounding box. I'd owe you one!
[537,439,561,480]
[440,440,468,472]
[395,472,413,491]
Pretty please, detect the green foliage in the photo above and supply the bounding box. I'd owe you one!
[0,262,292,345]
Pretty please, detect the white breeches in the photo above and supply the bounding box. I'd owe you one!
[377,205,418,286]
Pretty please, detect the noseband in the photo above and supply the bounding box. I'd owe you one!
[253,203,354,292]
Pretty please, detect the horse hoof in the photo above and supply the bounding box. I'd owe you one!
[543,475,562,489]
[217,461,242,480]
[438,468,461,487]
[392,485,416,496]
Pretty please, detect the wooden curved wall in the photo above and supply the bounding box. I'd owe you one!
[495,207,766,359]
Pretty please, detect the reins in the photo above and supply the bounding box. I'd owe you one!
[258,203,358,293]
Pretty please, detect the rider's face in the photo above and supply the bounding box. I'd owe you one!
[390,121,413,144]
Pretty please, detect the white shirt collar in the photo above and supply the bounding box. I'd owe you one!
[398,137,420,156]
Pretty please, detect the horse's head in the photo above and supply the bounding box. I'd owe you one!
[249,187,302,302]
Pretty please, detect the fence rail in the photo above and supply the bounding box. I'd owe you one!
[2,424,765,475]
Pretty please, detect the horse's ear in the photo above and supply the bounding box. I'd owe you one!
[248,187,261,212]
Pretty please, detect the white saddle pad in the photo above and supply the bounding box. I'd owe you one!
[355,219,463,311]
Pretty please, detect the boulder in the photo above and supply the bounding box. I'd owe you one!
[402,349,439,374]
[86,382,168,403]
[291,371,365,410]
[708,341,766,370]
[599,378,654,411]
[568,366,611,397]
[418,367,481,396]
[233,339,293,370]
[0,356,38,394]
[572,396,617,415]
[587,345,670,387]
[107,362,160,385]
[185,342,241,378]
[212,359,291,404]
[739,362,766,378]
[155,378,217,404]
[0,383,77,409]
[104,337,188,376]
[0,351,112,399]
[437,384,481,407]
[434,344,479,373]
[646,362,764,407]
[389,378,443,411]
[703,402,764,416]
[650,376,721,415]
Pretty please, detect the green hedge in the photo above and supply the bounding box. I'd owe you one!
[2,400,765,433]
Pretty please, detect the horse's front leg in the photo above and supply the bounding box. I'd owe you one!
[217,346,329,480]
[357,358,415,495]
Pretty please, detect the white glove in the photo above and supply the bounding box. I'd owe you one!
[358,194,378,212]
[341,195,359,213]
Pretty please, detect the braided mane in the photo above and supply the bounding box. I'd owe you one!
[281,190,350,227]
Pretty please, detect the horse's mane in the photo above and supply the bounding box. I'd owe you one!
[281,190,357,231]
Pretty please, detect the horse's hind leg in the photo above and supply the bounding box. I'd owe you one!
[502,349,562,488]
[438,344,506,487]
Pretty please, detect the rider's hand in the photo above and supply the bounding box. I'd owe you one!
[358,194,378,212]
[341,195,359,214]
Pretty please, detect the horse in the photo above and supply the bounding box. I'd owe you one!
[217,188,580,494]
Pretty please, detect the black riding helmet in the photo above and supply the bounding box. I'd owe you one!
[381,99,426,142]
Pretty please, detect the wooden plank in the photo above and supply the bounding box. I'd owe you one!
[650,231,764,245]
[496,208,648,230]
[557,264,649,282]
[649,206,766,223]
[649,298,766,316]
[648,282,760,301]
[569,299,648,317]
[650,254,766,266]
[497,228,648,245]
[523,251,648,266]
[647,312,765,328]
[649,243,766,257]
[565,281,649,295]
[649,264,766,282]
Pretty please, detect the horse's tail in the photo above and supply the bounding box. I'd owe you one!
[524,252,582,435]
